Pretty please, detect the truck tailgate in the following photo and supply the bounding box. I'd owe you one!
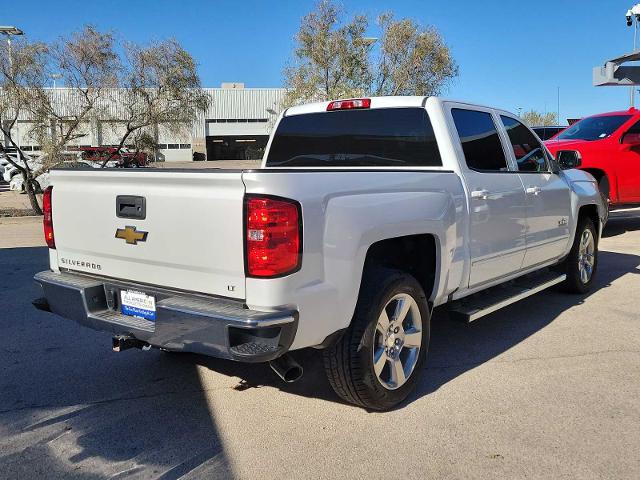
[50,169,246,299]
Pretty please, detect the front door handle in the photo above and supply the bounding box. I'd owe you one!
[525,186,542,196]
[470,189,490,200]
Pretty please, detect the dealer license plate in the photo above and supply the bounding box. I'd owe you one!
[120,290,156,321]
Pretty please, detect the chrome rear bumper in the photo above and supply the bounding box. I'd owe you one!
[33,270,298,362]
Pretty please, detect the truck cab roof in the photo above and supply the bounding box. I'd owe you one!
[286,96,514,115]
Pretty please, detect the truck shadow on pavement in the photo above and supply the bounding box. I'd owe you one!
[195,248,640,410]
[413,246,640,404]
[601,210,640,238]
[0,248,234,479]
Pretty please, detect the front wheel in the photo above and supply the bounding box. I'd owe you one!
[561,217,598,293]
[323,267,430,410]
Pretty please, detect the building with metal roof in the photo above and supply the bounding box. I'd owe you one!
[2,84,286,162]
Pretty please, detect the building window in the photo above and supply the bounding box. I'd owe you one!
[156,144,168,149]
[207,118,268,123]
[180,144,191,149]
[167,144,179,149]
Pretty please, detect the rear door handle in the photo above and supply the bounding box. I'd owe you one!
[525,186,542,196]
[470,189,490,200]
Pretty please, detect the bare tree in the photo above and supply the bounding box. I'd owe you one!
[0,39,48,213]
[373,13,458,96]
[284,1,458,106]
[521,110,559,126]
[100,39,210,166]
[0,26,118,214]
[0,28,208,213]
[283,0,371,105]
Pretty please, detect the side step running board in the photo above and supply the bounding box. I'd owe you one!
[449,272,566,323]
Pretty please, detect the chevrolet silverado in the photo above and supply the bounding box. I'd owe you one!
[33,97,607,410]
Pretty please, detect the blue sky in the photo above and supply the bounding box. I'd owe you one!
[5,0,639,120]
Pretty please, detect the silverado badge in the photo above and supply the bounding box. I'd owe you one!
[115,226,148,245]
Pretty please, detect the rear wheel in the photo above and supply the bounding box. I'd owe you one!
[560,217,598,294]
[323,267,430,410]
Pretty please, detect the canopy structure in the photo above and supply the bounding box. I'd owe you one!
[593,51,640,86]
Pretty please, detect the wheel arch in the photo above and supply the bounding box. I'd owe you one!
[581,167,606,183]
[582,167,614,202]
[578,203,601,238]
[361,234,439,306]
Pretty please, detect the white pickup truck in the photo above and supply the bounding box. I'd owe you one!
[34,97,607,410]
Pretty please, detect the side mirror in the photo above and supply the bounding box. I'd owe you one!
[556,150,582,170]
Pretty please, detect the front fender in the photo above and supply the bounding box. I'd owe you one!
[563,169,608,243]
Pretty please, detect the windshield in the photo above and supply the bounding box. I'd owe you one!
[555,115,631,141]
[266,108,442,167]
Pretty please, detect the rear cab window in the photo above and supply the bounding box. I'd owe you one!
[265,108,442,167]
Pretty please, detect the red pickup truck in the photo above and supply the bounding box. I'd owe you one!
[545,108,640,208]
[75,147,148,168]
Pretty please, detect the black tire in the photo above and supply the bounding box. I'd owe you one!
[560,217,598,294]
[322,267,430,411]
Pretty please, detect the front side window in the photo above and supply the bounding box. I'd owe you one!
[451,109,508,172]
[556,115,631,141]
[501,116,549,172]
[266,108,442,167]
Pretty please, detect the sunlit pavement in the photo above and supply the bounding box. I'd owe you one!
[0,211,638,479]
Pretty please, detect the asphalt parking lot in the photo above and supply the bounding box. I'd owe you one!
[0,211,639,479]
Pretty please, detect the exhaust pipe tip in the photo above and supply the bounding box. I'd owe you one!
[32,297,51,313]
[269,353,303,383]
[112,334,148,352]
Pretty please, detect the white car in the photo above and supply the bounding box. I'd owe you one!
[34,96,607,410]
[8,174,23,192]
[6,158,116,192]
[2,154,40,183]
[9,171,50,193]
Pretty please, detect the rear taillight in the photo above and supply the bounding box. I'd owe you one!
[327,98,371,111]
[245,196,301,278]
[43,186,55,249]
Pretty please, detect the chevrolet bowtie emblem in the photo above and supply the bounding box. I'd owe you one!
[115,226,148,245]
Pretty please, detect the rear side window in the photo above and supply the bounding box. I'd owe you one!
[265,108,442,167]
[501,116,549,172]
[451,109,508,172]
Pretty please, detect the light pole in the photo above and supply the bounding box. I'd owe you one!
[50,73,63,89]
[0,26,24,67]
[0,27,24,151]
[626,6,640,107]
